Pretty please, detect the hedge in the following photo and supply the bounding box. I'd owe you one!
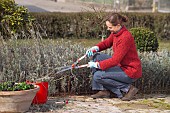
[30,12,170,40]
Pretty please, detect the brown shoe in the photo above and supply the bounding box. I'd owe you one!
[91,90,110,99]
[121,85,138,101]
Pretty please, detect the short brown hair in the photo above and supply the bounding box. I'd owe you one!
[105,13,128,26]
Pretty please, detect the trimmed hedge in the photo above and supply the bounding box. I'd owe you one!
[126,13,170,40]
[31,12,170,40]
[31,12,107,39]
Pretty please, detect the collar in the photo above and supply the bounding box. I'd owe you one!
[112,26,127,37]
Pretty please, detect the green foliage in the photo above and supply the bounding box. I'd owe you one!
[30,12,170,41]
[0,35,170,94]
[130,27,159,52]
[0,37,91,95]
[0,81,34,91]
[0,0,34,38]
[154,13,170,40]
[137,50,170,94]
[32,12,107,39]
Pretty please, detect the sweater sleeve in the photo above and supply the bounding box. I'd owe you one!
[96,34,113,51]
[99,35,132,70]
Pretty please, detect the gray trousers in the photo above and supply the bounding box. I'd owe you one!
[91,53,136,98]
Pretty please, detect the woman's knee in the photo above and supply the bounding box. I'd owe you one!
[93,71,104,82]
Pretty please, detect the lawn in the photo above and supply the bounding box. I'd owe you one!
[158,40,170,51]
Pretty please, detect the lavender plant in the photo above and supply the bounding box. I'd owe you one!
[0,28,170,95]
[0,29,92,95]
[138,50,170,94]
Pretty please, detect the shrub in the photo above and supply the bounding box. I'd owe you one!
[0,34,91,95]
[137,50,170,94]
[154,13,170,40]
[30,12,170,41]
[130,27,159,52]
[0,36,169,94]
[0,0,34,39]
[0,81,34,91]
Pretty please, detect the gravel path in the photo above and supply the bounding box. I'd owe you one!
[27,94,170,113]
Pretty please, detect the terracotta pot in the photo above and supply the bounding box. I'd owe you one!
[0,85,39,113]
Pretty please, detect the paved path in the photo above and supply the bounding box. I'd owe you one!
[15,0,96,12]
[14,0,152,13]
[28,95,170,113]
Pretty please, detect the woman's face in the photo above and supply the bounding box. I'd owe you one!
[106,21,121,33]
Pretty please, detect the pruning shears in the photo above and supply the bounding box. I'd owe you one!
[56,50,97,74]
[56,54,88,74]
[34,50,97,81]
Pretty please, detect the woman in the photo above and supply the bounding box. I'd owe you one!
[86,13,142,101]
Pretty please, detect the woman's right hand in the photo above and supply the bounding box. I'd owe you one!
[86,46,99,57]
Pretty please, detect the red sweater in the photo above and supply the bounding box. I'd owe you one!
[96,26,142,79]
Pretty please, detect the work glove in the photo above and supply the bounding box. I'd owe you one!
[88,61,100,69]
[86,46,99,57]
